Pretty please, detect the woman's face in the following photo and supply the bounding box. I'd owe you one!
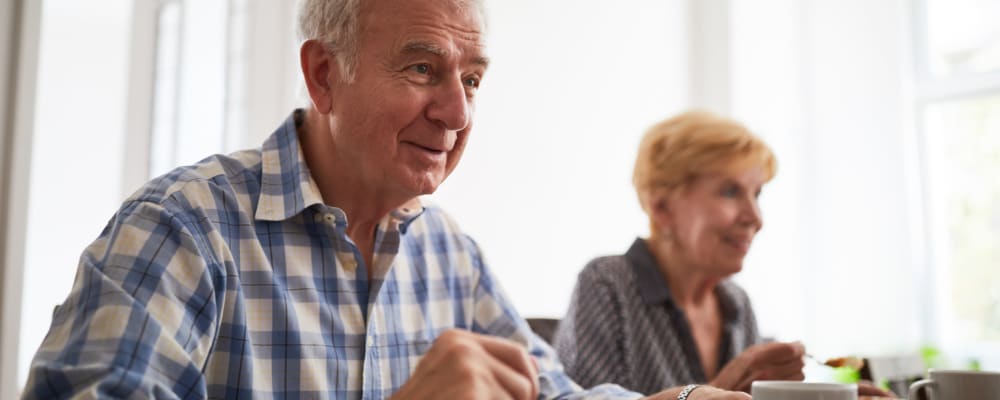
[656,165,767,275]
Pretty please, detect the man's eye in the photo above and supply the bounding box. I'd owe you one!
[721,186,740,197]
[464,76,480,88]
[414,64,431,74]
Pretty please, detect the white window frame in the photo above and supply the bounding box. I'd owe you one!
[123,0,299,196]
[912,0,1000,361]
[0,0,297,395]
[0,0,42,398]
[123,0,174,197]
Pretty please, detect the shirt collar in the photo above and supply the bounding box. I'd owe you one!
[254,109,427,228]
[627,238,674,306]
[382,197,426,235]
[626,237,742,323]
[255,109,325,221]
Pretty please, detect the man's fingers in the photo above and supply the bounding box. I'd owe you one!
[473,335,537,381]
[481,349,537,400]
[472,333,539,399]
[427,330,538,400]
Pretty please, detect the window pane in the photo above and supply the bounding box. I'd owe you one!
[150,1,181,177]
[925,0,1000,77]
[149,0,230,179]
[173,0,227,168]
[924,94,1000,345]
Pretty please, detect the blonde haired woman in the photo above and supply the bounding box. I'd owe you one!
[553,110,802,394]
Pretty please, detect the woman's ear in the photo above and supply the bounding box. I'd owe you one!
[648,191,673,230]
[300,39,339,114]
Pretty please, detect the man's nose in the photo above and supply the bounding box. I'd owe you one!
[426,77,470,131]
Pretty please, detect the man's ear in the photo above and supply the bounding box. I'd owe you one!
[300,39,339,114]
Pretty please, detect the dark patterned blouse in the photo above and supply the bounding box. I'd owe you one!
[553,238,761,395]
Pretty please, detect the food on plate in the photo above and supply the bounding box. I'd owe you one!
[825,356,865,370]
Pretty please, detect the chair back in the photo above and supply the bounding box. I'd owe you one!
[525,318,560,344]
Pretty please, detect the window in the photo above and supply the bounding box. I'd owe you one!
[148,0,243,178]
[15,0,259,391]
[923,95,1000,346]
[924,0,1000,77]
[18,0,132,388]
[917,0,1000,364]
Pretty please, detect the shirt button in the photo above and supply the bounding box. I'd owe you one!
[324,214,335,223]
[342,259,357,272]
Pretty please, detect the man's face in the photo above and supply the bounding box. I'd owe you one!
[326,0,488,199]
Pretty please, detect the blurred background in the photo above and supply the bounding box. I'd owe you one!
[1,0,999,396]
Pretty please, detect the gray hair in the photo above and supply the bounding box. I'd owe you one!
[297,0,487,82]
[298,0,363,81]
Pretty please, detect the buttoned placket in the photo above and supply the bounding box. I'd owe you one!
[362,307,382,399]
[315,207,377,396]
[313,205,417,398]
[360,212,411,399]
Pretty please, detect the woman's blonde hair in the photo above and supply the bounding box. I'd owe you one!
[632,110,777,221]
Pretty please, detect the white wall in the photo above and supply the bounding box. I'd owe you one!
[238,0,301,148]
[727,0,812,345]
[730,0,924,357]
[428,0,691,318]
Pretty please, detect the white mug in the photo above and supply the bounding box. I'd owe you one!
[908,369,1000,400]
[751,381,857,400]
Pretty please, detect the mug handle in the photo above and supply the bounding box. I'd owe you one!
[908,378,935,400]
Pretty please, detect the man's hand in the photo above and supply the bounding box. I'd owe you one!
[390,329,539,400]
[645,385,752,400]
[709,341,806,392]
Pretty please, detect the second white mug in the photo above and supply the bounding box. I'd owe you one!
[751,381,857,400]
[908,369,1000,400]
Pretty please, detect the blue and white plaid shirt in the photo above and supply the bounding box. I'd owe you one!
[23,110,641,400]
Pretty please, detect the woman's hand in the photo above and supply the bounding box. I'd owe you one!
[709,341,806,392]
[857,381,896,398]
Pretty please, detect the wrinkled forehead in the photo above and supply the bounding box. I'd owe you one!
[361,0,489,59]
[442,0,488,27]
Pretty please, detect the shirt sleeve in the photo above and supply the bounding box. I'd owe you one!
[22,200,224,399]
[553,265,634,392]
[462,236,642,400]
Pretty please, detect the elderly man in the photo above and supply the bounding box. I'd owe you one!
[23,1,749,399]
